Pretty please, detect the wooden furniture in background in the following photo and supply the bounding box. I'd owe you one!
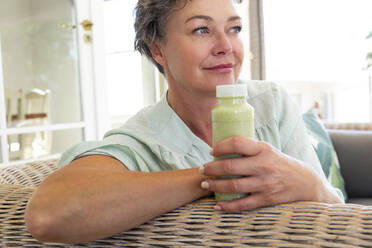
[324,122,372,131]
[4,88,52,160]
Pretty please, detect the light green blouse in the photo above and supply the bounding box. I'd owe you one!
[58,80,344,202]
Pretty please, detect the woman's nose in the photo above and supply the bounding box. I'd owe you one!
[212,33,233,56]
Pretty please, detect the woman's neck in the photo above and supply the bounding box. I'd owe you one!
[167,88,216,147]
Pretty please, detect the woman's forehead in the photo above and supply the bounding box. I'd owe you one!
[170,0,239,22]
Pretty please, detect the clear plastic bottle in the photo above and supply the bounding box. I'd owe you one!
[212,84,255,202]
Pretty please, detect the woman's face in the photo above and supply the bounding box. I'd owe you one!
[152,0,244,96]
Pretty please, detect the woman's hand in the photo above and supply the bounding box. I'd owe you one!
[200,136,341,212]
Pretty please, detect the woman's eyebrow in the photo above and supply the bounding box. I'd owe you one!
[185,15,241,24]
[185,15,212,24]
[228,16,241,22]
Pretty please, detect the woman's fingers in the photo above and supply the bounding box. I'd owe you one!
[202,157,260,177]
[211,136,268,157]
[202,176,263,194]
[203,136,274,177]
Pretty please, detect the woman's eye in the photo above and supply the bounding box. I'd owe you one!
[230,25,242,33]
[193,26,209,34]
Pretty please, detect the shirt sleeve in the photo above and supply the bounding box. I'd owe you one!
[275,85,345,202]
[58,140,141,171]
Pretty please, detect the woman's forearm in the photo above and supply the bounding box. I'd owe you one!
[25,155,209,244]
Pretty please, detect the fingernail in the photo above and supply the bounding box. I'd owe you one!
[209,149,214,156]
[201,181,209,189]
[214,205,222,211]
[199,166,205,174]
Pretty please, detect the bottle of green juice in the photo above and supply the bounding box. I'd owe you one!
[212,84,254,202]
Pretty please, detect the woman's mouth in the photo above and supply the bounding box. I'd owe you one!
[205,63,233,73]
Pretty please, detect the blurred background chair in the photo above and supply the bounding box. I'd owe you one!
[5,88,52,160]
[5,88,24,127]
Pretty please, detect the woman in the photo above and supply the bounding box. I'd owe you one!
[25,0,343,244]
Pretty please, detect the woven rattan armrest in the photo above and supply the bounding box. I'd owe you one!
[0,183,372,247]
[0,159,59,187]
[1,160,372,247]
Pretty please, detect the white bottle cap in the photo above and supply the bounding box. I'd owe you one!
[216,84,247,97]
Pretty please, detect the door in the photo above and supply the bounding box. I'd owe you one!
[0,0,96,166]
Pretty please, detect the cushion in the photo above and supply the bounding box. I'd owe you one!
[302,108,347,200]
[328,130,372,199]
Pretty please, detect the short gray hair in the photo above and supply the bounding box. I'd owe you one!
[134,0,242,74]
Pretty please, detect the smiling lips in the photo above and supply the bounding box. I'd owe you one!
[205,63,233,73]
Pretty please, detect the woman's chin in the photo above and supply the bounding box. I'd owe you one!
[213,79,236,86]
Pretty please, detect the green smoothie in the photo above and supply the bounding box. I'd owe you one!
[212,84,254,202]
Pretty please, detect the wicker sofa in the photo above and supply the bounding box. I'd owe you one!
[0,128,372,247]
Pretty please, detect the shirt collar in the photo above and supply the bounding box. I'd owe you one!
[158,91,212,155]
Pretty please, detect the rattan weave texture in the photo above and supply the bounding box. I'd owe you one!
[0,159,59,187]
[0,160,372,247]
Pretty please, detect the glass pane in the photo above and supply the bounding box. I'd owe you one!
[106,52,143,117]
[0,139,3,163]
[1,0,82,128]
[264,0,372,122]
[8,128,83,161]
[104,0,138,53]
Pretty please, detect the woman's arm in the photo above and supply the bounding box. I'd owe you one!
[25,154,209,244]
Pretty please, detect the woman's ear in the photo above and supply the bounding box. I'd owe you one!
[150,42,166,67]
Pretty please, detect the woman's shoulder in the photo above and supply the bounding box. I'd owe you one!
[237,79,285,99]
[238,79,298,130]
[238,80,290,116]
[106,98,172,139]
[237,80,303,151]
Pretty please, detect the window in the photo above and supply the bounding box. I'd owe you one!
[264,0,372,122]
[103,0,158,129]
